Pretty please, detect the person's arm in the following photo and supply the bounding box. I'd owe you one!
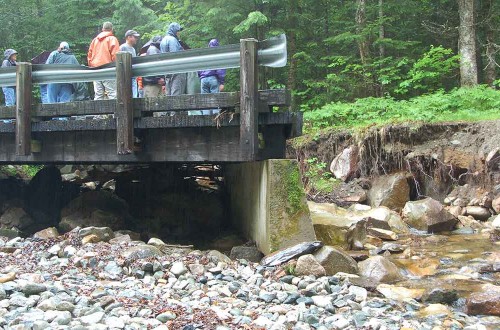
[217,69,226,91]
[109,36,120,62]
[87,39,95,66]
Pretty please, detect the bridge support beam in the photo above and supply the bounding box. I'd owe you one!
[16,62,32,156]
[225,159,316,255]
[115,52,134,155]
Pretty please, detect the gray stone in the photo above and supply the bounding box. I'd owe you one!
[258,290,277,303]
[368,173,410,211]
[313,246,358,275]
[80,311,105,325]
[207,250,232,264]
[0,286,6,300]
[122,245,163,260]
[33,227,59,240]
[170,262,188,277]
[229,246,263,262]
[79,227,115,242]
[53,311,72,325]
[295,254,326,277]
[402,198,458,233]
[188,264,205,276]
[464,206,491,221]
[358,256,403,283]
[156,311,177,323]
[104,261,123,278]
[21,282,47,296]
[33,321,50,330]
[330,145,359,182]
[422,288,459,305]
[0,207,33,230]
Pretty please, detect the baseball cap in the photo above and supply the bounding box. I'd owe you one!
[125,30,140,38]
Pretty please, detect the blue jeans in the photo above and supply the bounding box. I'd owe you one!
[40,84,49,104]
[200,76,220,115]
[48,83,73,103]
[2,87,16,106]
[132,78,138,98]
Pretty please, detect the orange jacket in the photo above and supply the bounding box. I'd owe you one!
[87,31,119,67]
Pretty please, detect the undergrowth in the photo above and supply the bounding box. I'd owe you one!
[302,85,500,133]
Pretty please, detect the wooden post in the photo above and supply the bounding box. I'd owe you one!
[16,62,32,156]
[239,38,259,161]
[115,52,134,155]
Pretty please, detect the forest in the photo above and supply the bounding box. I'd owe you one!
[1,0,499,128]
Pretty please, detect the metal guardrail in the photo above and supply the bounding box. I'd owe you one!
[0,34,287,87]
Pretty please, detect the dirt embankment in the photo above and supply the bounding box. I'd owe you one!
[288,120,500,203]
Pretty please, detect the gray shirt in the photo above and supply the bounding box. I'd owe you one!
[119,43,137,57]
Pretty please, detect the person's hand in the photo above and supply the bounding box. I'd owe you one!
[219,84,225,92]
[158,78,165,86]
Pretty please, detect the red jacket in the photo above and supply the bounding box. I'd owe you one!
[87,31,119,67]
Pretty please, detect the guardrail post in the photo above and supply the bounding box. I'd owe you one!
[240,38,259,161]
[115,52,134,155]
[16,62,32,156]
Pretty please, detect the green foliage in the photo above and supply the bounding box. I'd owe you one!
[21,165,44,178]
[233,11,268,34]
[304,157,340,194]
[303,86,500,132]
[283,263,296,276]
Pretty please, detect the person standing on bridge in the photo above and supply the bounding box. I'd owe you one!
[87,22,120,100]
[119,30,140,98]
[197,39,226,115]
[143,35,165,98]
[1,49,18,106]
[46,42,79,104]
[160,22,187,96]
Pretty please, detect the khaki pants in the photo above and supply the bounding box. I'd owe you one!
[93,80,116,100]
[144,84,163,98]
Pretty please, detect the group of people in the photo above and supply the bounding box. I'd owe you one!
[1,21,226,116]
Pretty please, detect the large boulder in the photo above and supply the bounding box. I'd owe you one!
[402,198,458,233]
[295,254,326,277]
[59,191,133,232]
[313,246,358,275]
[122,245,163,261]
[26,166,63,228]
[330,145,359,182]
[464,206,491,221]
[358,256,403,283]
[0,205,33,231]
[367,173,410,212]
[466,284,500,316]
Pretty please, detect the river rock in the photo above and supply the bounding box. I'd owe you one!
[260,241,323,267]
[466,284,500,316]
[367,173,410,211]
[358,256,403,283]
[79,226,115,242]
[402,198,458,233]
[422,288,459,305]
[376,284,424,301]
[330,145,359,182]
[148,237,166,246]
[229,246,263,262]
[464,206,491,221]
[367,228,398,241]
[122,245,163,260]
[0,206,33,230]
[170,262,188,277]
[492,196,500,214]
[21,282,47,296]
[33,227,59,240]
[295,254,326,277]
[313,246,358,275]
[59,191,132,231]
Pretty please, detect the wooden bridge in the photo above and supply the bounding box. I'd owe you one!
[0,39,300,164]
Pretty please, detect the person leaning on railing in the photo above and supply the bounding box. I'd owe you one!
[46,42,79,104]
[1,49,18,106]
[142,36,165,98]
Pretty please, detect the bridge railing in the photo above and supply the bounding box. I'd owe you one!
[0,36,292,160]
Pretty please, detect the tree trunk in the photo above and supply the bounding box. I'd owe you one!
[457,0,478,86]
[356,0,370,66]
[482,0,496,86]
[378,0,385,58]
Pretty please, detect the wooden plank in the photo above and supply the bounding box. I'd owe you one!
[15,62,32,156]
[239,39,259,161]
[115,52,134,155]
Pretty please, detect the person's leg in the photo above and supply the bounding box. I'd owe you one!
[105,80,117,99]
[208,76,221,115]
[132,78,138,98]
[59,84,73,103]
[47,84,58,103]
[93,81,104,100]
[40,84,49,104]
[3,87,16,106]
[144,85,162,98]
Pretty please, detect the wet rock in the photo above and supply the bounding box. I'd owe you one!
[376,284,424,301]
[358,256,403,283]
[367,228,398,241]
[0,227,22,238]
[402,198,458,233]
[170,262,188,277]
[208,250,232,264]
[79,226,115,242]
[418,303,451,317]
[466,284,500,316]
[330,145,359,182]
[21,282,47,296]
[33,227,59,240]
[295,254,326,277]
[492,196,500,214]
[59,191,132,231]
[260,241,323,267]
[229,246,263,262]
[422,288,459,305]
[368,173,410,211]
[400,258,440,277]
[122,245,163,260]
[464,206,491,221]
[0,206,33,231]
[313,246,358,275]
[148,237,166,246]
